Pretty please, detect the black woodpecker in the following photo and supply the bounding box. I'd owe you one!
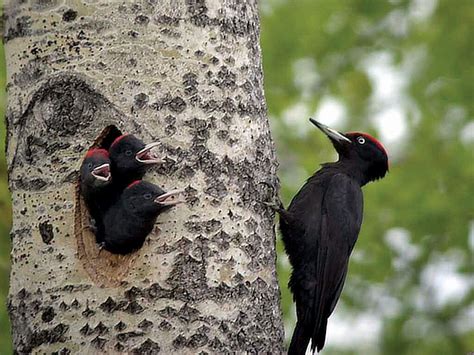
[277,118,388,354]
[102,180,183,254]
[79,148,112,242]
[109,134,163,191]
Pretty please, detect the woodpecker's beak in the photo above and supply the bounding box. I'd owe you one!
[136,142,163,164]
[154,189,185,206]
[91,163,111,182]
[309,118,351,144]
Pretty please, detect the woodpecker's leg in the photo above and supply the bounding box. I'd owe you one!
[261,198,285,213]
[257,181,284,212]
[257,181,299,225]
[262,197,304,229]
[257,195,291,221]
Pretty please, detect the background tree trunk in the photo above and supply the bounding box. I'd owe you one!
[4,0,284,353]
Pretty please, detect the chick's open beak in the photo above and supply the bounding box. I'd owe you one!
[136,142,163,164]
[154,189,185,206]
[92,163,111,182]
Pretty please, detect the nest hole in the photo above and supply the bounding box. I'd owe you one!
[75,125,139,287]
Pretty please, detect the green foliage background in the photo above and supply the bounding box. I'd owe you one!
[0,0,472,354]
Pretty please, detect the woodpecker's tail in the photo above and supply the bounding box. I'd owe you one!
[288,321,311,355]
[312,318,328,353]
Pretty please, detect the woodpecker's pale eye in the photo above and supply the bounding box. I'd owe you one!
[125,150,133,157]
[357,137,365,144]
[144,193,152,200]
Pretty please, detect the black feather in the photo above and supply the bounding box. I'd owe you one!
[282,167,364,353]
[279,121,388,353]
[79,149,112,242]
[102,181,174,254]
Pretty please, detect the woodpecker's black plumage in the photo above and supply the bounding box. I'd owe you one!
[79,148,112,241]
[109,134,163,192]
[102,180,182,254]
[279,119,388,354]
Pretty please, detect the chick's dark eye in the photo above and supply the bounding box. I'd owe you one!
[125,150,133,157]
[87,163,93,169]
[357,137,365,144]
[144,193,152,200]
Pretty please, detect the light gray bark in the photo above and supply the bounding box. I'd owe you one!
[4,0,284,353]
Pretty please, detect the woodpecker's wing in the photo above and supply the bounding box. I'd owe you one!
[310,173,363,351]
[281,176,325,268]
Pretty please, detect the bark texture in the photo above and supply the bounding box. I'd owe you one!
[4,0,284,353]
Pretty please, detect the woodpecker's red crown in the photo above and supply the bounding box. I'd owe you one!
[85,148,109,159]
[111,134,130,148]
[127,180,142,189]
[346,132,387,157]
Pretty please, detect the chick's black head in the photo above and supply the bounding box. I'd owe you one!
[122,180,183,218]
[80,148,111,189]
[109,134,162,181]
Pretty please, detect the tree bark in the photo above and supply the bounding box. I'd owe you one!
[4,0,284,353]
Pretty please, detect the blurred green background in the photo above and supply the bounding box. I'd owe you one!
[0,0,473,354]
[261,0,473,354]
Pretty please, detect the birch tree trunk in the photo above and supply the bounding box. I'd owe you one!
[4,0,284,353]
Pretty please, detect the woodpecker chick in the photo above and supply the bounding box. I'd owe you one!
[278,118,388,354]
[102,180,183,254]
[109,134,163,190]
[80,148,112,240]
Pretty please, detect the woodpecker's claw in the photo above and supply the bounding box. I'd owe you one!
[266,200,285,212]
[257,196,285,213]
[262,201,282,210]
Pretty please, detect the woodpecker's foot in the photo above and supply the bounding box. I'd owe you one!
[265,200,284,211]
[257,196,285,213]
[257,194,298,225]
[256,181,284,211]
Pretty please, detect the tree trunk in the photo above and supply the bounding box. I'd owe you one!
[4,0,284,353]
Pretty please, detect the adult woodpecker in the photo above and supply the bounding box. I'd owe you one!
[108,134,163,191]
[277,118,388,354]
[102,180,183,254]
[79,148,112,241]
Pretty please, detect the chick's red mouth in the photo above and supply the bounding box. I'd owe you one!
[135,142,163,164]
[92,164,111,181]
